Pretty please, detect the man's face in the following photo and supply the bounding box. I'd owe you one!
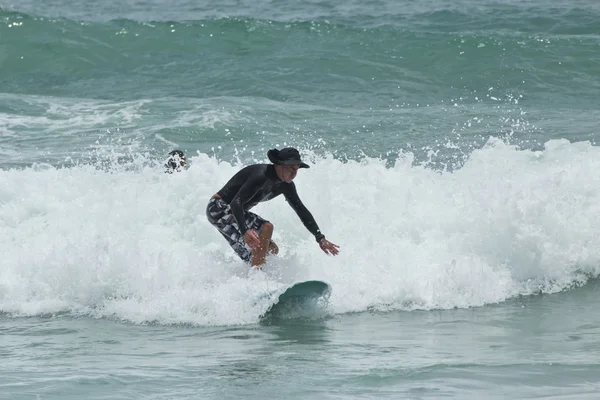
[280,164,300,183]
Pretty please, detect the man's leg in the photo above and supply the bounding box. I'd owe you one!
[207,198,253,263]
[251,222,273,268]
[207,200,276,267]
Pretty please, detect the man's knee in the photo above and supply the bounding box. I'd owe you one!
[261,222,274,236]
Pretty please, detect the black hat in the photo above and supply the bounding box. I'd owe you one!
[267,147,309,168]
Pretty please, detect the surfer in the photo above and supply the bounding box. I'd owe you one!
[164,150,187,173]
[206,147,340,268]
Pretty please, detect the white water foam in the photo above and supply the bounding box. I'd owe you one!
[2,138,600,325]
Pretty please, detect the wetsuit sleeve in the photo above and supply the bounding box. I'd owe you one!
[283,182,325,242]
[230,175,265,236]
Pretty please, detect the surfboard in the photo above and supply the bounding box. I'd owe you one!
[260,280,331,320]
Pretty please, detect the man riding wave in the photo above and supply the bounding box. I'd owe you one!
[206,147,340,268]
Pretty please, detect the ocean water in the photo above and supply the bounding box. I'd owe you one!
[2,0,600,398]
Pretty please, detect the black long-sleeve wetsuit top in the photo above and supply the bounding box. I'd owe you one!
[216,164,325,242]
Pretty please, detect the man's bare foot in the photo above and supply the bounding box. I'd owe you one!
[268,240,279,255]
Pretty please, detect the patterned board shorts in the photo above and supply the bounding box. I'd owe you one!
[206,197,268,263]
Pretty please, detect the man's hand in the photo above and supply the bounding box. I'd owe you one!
[318,238,340,256]
[243,230,261,249]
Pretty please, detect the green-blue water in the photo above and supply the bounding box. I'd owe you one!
[2,0,600,398]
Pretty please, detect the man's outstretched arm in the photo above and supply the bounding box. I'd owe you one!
[283,183,340,256]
